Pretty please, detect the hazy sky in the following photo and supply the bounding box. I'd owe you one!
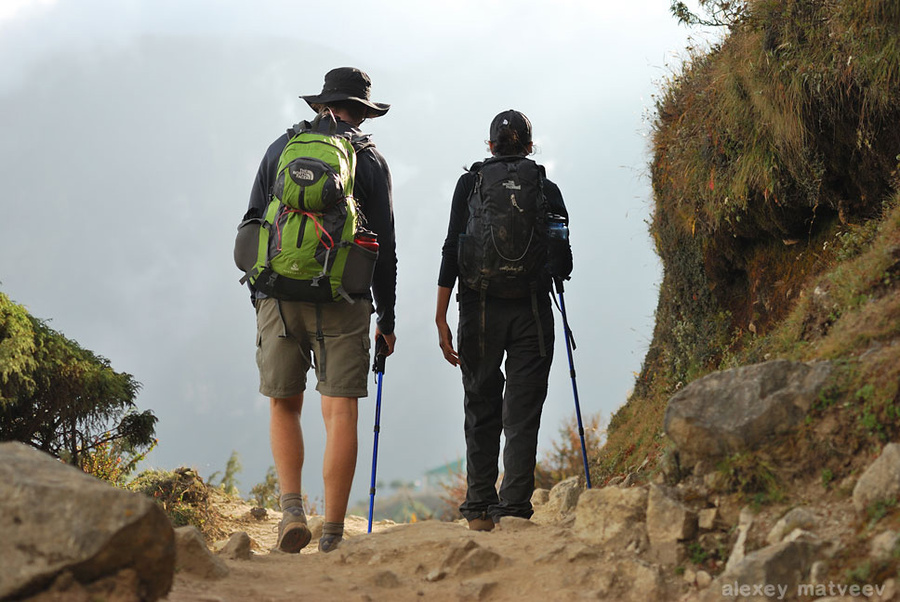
[0,0,711,507]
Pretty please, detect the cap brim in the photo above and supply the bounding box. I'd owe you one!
[300,93,390,118]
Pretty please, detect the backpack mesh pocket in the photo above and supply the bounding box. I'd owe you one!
[342,241,378,294]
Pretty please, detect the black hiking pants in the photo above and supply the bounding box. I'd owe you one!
[456,287,554,522]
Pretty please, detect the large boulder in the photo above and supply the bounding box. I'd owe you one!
[175,526,229,579]
[664,360,832,462]
[532,476,582,525]
[594,558,666,601]
[766,507,817,545]
[573,486,649,553]
[0,442,175,600]
[853,442,900,514]
[646,485,697,564]
[703,536,821,602]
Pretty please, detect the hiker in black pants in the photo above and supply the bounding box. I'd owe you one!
[435,110,572,531]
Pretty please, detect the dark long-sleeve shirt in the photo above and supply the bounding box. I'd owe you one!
[245,120,397,335]
[438,161,569,291]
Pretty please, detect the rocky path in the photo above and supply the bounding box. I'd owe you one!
[9,434,897,602]
[164,489,677,602]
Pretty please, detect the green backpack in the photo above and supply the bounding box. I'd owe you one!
[236,112,378,302]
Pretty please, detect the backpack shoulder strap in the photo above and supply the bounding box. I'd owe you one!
[467,162,485,197]
[287,120,312,138]
[528,158,546,178]
[350,133,375,154]
[308,110,340,135]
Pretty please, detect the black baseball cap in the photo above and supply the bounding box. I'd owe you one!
[489,110,532,145]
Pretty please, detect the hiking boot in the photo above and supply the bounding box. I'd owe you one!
[318,533,343,553]
[467,515,495,532]
[276,507,311,553]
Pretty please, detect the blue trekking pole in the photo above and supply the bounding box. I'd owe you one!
[367,335,388,533]
[554,277,592,489]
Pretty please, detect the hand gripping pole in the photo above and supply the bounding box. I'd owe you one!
[367,335,388,533]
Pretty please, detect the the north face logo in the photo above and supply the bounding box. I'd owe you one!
[291,168,315,182]
[289,262,300,272]
[502,180,521,190]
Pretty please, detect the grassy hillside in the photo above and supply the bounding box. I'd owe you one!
[595,0,900,484]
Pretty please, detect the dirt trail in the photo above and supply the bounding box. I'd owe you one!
[163,496,658,602]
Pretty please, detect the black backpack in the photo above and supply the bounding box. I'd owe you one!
[457,156,550,298]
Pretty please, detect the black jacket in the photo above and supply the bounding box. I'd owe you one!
[245,120,397,335]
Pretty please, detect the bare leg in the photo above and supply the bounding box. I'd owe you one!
[321,395,358,522]
[270,394,304,497]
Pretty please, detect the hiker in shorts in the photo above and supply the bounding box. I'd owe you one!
[435,110,572,531]
[243,67,397,553]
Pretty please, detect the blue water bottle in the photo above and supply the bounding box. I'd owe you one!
[546,214,572,279]
[547,214,569,241]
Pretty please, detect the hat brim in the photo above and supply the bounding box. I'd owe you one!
[300,93,390,118]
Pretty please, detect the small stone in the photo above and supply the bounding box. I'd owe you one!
[870,530,900,562]
[454,547,501,577]
[783,529,818,544]
[497,516,535,531]
[724,507,754,572]
[371,570,400,588]
[566,543,600,562]
[218,532,252,561]
[308,515,325,540]
[696,570,712,589]
[698,508,718,530]
[693,460,714,477]
[810,561,828,584]
[535,544,566,564]
[457,580,497,600]
[839,475,857,492]
[704,471,728,490]
[548,476,583,515]
[531,489,550,506]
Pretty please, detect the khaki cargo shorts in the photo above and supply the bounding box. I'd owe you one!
[255,297,373,399]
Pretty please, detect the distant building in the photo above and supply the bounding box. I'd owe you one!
[422,458,465,493]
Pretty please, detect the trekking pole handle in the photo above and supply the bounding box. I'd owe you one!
[554,277,576,351]
[553,276,566,294]
[372,334,388,374]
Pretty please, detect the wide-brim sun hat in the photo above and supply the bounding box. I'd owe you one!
[300,67,390,118]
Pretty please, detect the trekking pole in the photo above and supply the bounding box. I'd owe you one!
[367,335,388,533]
[554,277,592,489]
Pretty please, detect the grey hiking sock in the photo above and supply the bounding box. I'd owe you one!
[322,521,344,537]
[280,493,305,512]
[319,522,344,553]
